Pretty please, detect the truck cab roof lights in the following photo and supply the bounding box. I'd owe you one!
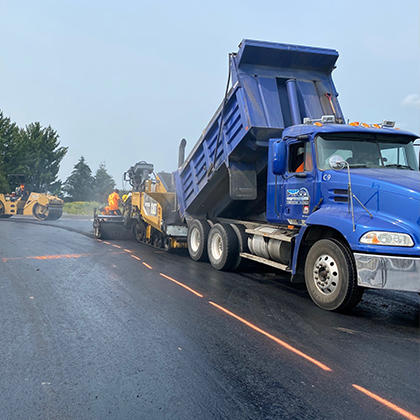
[381,120,395,128]
[321,115,336,124]
[348,121,397,129]
[303,115,336,125]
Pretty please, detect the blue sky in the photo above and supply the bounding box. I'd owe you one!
[1,0,419,185]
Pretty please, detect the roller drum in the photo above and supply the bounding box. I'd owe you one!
[45,206,63,221]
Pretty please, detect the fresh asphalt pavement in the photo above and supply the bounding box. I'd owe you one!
[0,216,419,419]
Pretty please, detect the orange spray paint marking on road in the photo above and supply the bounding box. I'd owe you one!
[130,255,141,261]
[159,273,204,298]
[2,254,89,262]
[112,244,122,249]
[142,262,153,270]
[209,301,332,372]
[31,253,88,260]
[2,251,125,263]
[352,384,420,420]
[103,241,111,245]
[124,249,133,253]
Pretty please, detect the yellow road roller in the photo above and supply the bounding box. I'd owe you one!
[1,174,64,221]
[0,190,63,221]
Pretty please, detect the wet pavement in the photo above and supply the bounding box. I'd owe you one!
[0,216,419,419]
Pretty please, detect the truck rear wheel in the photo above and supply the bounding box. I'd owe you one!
[304,238,363,311]
[208,223,239,271]
[187,219,210,261]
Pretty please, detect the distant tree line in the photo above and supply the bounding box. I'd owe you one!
[0,109,116,202]
[63,157,116,202]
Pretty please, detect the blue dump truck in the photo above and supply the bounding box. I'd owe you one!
[174,39,420,311]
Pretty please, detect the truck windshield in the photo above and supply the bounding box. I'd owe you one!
[316,133,419,171]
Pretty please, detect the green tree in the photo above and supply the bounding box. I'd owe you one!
[93,162,115,202]
[0,111,67,194]
[15,122,68,192]
[49,180,64,199]
[63,156,94,201]
[0,111,19,191]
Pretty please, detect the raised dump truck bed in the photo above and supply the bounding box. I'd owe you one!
[175,39,344,220]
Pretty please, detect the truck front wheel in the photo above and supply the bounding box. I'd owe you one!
[304,238,363,311]
[187,219,210,261]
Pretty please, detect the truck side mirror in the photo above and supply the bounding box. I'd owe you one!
[272,141,287,175]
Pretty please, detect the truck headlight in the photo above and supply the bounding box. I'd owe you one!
[360,231,414,247]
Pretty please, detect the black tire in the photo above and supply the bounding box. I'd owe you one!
[152,230,163,248]
[94,224,102,239]
[304,238,364,311]
[229,223,248,270]
[133,220,146,243]
[164,237,171,251]
[187,219,210,261]
[207,223,240,271]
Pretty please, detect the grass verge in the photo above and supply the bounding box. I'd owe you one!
[63,201,102,216]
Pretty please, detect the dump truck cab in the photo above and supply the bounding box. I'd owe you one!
[267,122,420,301]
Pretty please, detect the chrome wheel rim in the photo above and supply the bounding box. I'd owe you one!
[211,232,223,261]
[190,227,200,253]
[313,254,339,295]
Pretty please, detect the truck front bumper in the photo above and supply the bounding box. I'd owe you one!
[354,252,420,292]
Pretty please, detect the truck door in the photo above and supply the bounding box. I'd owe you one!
[283,139,315,225]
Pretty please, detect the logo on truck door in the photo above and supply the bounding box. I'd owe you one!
[286,188,310,205]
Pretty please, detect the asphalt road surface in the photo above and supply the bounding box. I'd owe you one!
[1,216,419,420]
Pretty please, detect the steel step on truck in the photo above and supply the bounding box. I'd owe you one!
[175,39,420,311]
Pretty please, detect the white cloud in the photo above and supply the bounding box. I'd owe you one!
[402,94,420,108]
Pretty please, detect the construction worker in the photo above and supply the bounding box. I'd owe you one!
[295,145,313,173]
[15,184,25,196]
[103,188,121,215]
[295,147,305,173]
